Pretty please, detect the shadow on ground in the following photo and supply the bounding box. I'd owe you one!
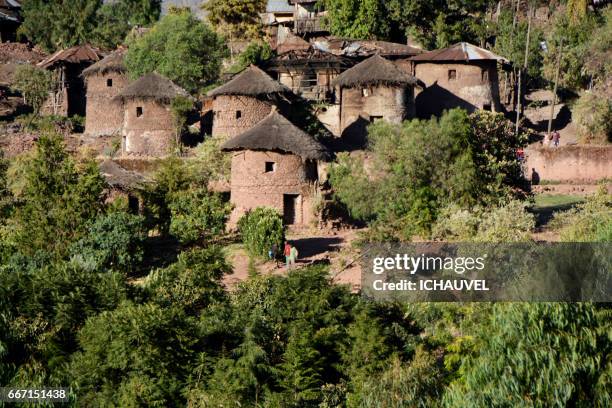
[289,236,344,259]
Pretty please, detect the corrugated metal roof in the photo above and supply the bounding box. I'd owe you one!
[37,44,102,69]
[313,37,423,58]
[410,42,508,63]
[0,0,21,8]
[267,0,293,13]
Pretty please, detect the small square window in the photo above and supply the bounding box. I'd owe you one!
[236,110,242,119]
[136,106,143,117]
[265,162,276,173]
[106,78,113,87]
[448,69,457,80]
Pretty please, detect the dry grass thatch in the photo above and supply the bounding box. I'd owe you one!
[221,109,330,161]
[114,72,192,103]
[332,54,417,89]
[82,48,126,77]
[208,65,289,97]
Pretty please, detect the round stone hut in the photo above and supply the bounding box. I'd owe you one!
[332,54,418,144]
[207,65,289,138]
[221,109,330,227]
[114,72,192,157]
[82,48,128,136]
[410,42,508,118]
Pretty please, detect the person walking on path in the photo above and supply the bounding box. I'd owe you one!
[284,242,292,269]
[552,130,560,147]
[269,243,279,267]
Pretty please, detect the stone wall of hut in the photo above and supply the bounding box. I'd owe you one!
[414,61,500,118]
[85,72,129,136]
[212,95,273,138]
[122,99,175,157]
[340,85,414,143]
[228,150,320,227]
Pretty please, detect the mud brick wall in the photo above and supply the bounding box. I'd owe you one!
[85,72,129,136]
[227,150,320,227]
[212,95,273,138]
[122,99,175,157]
[526,145,612,183]
[414,61,500,118]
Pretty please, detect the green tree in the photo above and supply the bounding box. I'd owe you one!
[204,0,267,41]
[69,211,147,273]
[170,95,195,153]
[0,260,128,386]
[125,10,227,93]
[92,0,162,49]
[146,247,230,315]
[237,207,285,258]
[70,302,198,407]
[18,0,161,52]
[322,0,493,48]
[493,9,544,83]
[168,188,230,245]
[543,12,601,90]
[329,110,527,240]
[11,65,53,116]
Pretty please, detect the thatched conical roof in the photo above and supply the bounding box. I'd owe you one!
[82,48,126,77]
[221,110,330,161]
[208,65,289,97]
[332,54,417,88]
[115,72,192,103]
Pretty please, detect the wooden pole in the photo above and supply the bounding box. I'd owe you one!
[515,4,533,136]
[547,38,563,138]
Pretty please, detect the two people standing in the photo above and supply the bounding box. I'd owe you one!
[268,241,299,269]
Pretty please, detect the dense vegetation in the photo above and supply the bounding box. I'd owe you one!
[19,0,161,51]
[329,109,529,240]
[124,10,227,93]
[1,1,611,406]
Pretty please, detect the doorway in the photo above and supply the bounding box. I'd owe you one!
[283,194,300,225]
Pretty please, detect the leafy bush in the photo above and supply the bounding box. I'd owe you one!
[444,303,611,407]
[226,40,274,74]
[573,92,612,144]
[146,246,230,315]
[11,65,53,115]
[432,200,535,242]
[70,211,147,273]
[70,302,197,407]
[329,110,528,240]
[237,207,285,258]
[168,187,230,244]
[185,136,231,184]
[552,186,612,242]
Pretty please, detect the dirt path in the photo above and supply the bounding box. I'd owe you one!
[223,229,364,291]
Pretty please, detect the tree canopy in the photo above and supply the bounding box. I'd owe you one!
[125,10,227,93]
[19,0,161,52]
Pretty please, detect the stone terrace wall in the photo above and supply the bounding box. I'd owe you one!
[228,150,319,227]
[85,72,129,136]
[122,99,175,157]
[526,145,612,182]
[414,61,500,117]
[212,95,273,138]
